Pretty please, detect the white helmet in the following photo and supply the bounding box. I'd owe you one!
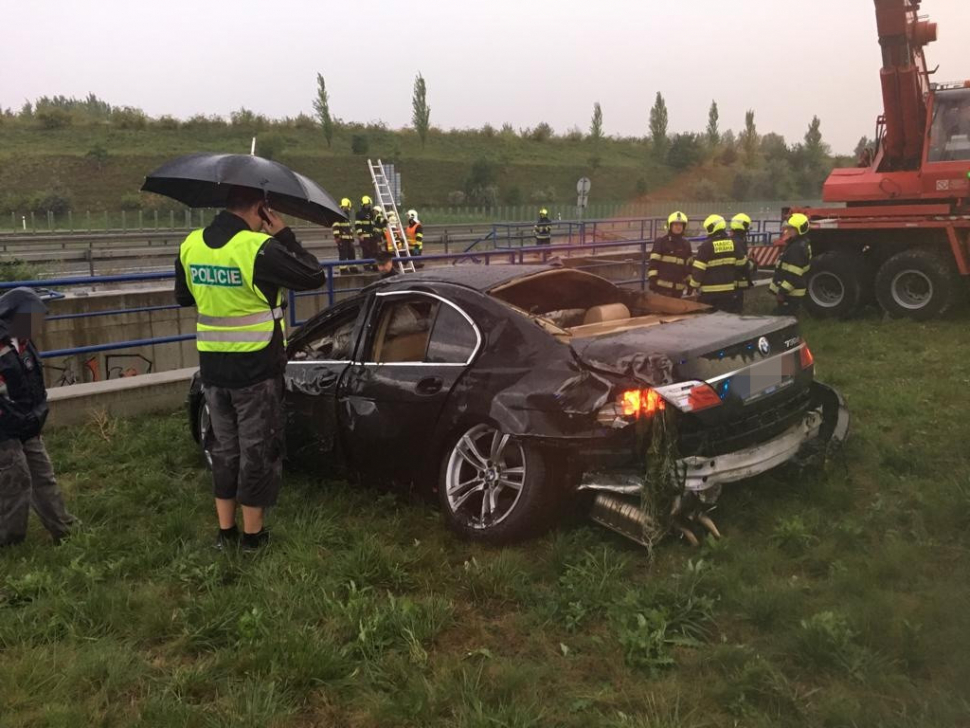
[387,210,398,222]
[407,209,419,220]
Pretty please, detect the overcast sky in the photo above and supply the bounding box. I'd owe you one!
[3,0,969,154]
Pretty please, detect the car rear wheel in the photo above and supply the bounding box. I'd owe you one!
[875,248,960,320]
[804,252,870,319]
[438,423,550,544]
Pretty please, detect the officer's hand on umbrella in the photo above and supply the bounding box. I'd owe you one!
[260,206,286,236]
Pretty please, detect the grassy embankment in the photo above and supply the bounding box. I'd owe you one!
[2,303,969,727]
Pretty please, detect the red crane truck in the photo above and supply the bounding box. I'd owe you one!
[794,0,970,320]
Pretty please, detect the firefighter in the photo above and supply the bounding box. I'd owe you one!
[647,211,692,297]
[175,186,326,551]
[534,208,552,246]
[406,209,424,257]
[372,205,387,254]
[730,213,757,309]
[332,198,357,273]
[769,213,812,316]
[688,214,748,313]
[355,195,379,268]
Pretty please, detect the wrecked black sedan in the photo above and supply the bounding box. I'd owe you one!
[188,265,848,546]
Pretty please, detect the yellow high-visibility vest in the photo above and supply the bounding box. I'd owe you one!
[179,228,283,353]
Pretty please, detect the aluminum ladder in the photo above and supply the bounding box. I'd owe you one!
[368,159,415,273]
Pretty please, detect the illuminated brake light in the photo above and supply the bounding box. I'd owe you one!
[619,388,665,418]
[800,344,814,369]
[652,380,724,413]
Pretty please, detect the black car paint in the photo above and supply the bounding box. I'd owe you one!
[188,266,821,491]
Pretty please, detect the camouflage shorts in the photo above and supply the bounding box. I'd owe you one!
[0,436,76,546]
[204,377,284,508]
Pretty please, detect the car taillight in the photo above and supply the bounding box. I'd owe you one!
[652,381,724,413]
[598,388,665,426]
[619,388,665,417]
[800,344,814,369]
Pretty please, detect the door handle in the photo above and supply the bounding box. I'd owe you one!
[416,375,444,395]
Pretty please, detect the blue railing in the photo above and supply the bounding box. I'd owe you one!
[1,233,781,364]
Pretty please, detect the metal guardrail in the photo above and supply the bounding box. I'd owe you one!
[1,234,782,362]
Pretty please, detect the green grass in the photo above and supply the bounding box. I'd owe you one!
[0,123,670,218]
[2,305,970,726]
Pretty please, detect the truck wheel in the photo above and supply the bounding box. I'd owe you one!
[804,252,869,319]
[875,249,960,320]
[438,423,551,544]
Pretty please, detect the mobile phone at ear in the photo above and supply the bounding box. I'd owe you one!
[258,206,271,224]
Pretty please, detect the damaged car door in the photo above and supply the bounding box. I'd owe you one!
[285,299,367,471]
[340,290,482,486]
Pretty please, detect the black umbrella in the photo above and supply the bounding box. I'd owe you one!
[141,153,346,226]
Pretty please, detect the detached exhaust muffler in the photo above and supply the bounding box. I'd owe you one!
[588,493,656,547]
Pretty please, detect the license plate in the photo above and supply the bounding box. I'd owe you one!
[729,353,797,402]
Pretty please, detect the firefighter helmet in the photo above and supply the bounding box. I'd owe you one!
[784,212,810,236]
[667,211,688,229]
[730,213,752,232]
[703,214,727,235]
[340,197,352,208]
[361,195,372,206]
[407,209,418,220]
[539,208,549,217]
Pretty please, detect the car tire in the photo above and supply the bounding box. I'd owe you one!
[437,422,551,544]
[198,400,213,469]
[875,248,960,320]
[803,252,870,319]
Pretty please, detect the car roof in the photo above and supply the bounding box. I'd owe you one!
[367,264,555,293]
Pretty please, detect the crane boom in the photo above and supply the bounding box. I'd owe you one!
[874,0,937,170]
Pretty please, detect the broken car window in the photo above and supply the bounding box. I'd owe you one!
[293,307,360,361]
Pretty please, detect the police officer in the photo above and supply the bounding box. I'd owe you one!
[355,195,379,268]
[769,213,812,316]
[689,214,748,313]
[648,211,692,297]
[0,288,78,547]
[730,213,758,310]
[534,208,552,246]
[175,186,326,551]
[332,198,357,273]
[406,209,424,257]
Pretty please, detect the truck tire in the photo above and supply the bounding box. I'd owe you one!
[875,249,960,320]
[438,422,551,544]
[804,252,870,319]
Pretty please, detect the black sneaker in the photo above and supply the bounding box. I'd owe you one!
[214,525,239,551]
[241,529,271,552]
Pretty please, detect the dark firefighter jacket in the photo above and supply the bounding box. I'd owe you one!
[372,210,387,241]
[355,208,376,242]
[0,289,49,442]
[174,211,327,389]
[732,232,757,290]
[689,232,748,302]
[769,235,812,299]
[332,217,355,243]
[648,233,692,296]
[534,216,552,243]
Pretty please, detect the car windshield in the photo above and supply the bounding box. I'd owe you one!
[928,88,970,162]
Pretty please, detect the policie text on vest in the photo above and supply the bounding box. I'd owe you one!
[190,264,244,287]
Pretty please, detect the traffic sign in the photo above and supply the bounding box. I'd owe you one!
[576,177,592,195]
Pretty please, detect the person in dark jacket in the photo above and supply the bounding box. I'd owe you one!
[375,251,399,279]
[0,288,78,547]
[534,208,552,246]
[688,215,748,313]
[355,196,379,270]
[648,211,692,297]
[730,213,758,311]
[769,213,813,316]
[175,186,327,550]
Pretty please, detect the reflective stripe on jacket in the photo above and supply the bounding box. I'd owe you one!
[535,218,552,241]
[332,219,355,243]
[689,234,747,296]
[180,228,282,354]
[648,234,692,295]
[769,236,812,298]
